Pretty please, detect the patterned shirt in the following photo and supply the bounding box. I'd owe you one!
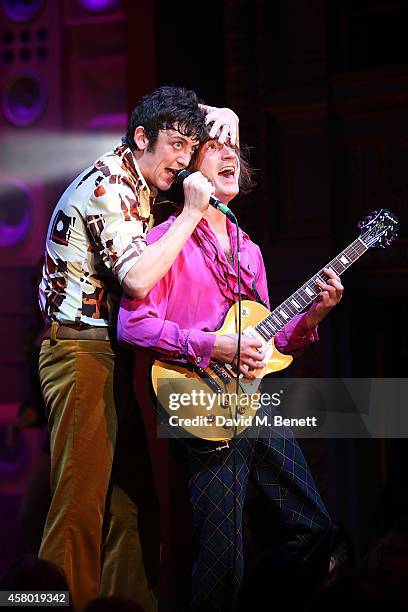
[39,145,156,327]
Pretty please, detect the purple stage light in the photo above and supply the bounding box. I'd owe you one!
[0,182,33,248]
[2,69,47,127]
[78,0,121,12]
[0,0,45,23]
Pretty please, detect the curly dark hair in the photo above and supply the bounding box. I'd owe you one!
[122,86,207,152]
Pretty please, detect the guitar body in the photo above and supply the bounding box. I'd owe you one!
[151,209,399,441]
[151,300,293,441]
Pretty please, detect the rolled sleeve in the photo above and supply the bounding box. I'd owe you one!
[114,237,147,285]
[274,313,319,357]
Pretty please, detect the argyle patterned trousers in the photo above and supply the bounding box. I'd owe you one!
[175,407,332,612]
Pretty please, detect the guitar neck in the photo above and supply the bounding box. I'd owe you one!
[255,237,368,341]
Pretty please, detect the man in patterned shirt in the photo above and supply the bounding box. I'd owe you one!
[38,86,239,611]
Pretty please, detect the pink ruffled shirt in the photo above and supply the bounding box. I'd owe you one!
[118,214,318,366]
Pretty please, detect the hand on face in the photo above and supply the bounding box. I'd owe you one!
[202,106,240,146]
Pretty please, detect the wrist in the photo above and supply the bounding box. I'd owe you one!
[212,334,236,361]
[305,313,318,329]
[306,306,330,328]
[178,207,203,225]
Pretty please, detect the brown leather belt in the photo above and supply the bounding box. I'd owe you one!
[42,322,111,342]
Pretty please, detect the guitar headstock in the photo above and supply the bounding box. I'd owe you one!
[358,209,399,248]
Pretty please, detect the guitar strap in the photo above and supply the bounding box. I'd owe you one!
[251,280,267,308]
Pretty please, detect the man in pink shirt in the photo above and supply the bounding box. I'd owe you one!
[119,133,344,611]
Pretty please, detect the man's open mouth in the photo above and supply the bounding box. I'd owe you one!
[218,166,235,178]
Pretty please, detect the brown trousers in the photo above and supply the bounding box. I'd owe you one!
[39,336,159,611]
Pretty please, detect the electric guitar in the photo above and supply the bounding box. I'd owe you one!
[151,209,399,441]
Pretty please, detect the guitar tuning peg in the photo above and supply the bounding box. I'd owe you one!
[365,210,378,223]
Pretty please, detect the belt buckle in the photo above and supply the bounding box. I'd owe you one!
[50,321,59,345]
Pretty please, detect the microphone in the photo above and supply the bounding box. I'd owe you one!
[175,169,236,222]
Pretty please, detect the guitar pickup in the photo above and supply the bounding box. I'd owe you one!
[194,367,224,395]
[209,362,232,384]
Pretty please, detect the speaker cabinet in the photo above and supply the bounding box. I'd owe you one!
[0,177,46,267]
[0,0,62,130]
[62,0,126,130]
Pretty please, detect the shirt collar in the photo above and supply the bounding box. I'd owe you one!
[173,206,249,245]
[197,214,249,247]
[114,144,158,199]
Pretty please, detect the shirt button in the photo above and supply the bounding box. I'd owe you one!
[196,356,202,364]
